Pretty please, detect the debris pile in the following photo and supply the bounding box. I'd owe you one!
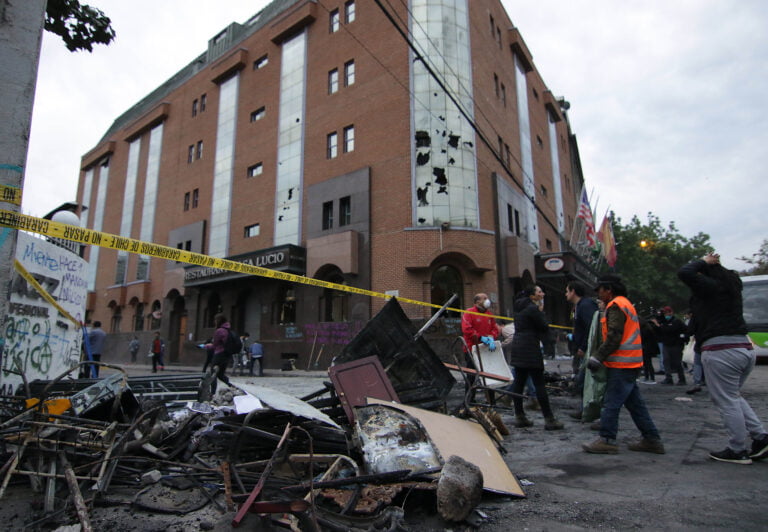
[0,300,524,530]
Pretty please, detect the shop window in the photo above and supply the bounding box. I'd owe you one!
[149,300,162,330]
[134,303,145,331]
[110,306,122,333]
[272,285,296,324]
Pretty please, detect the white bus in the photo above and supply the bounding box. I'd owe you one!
[742,275,768,364]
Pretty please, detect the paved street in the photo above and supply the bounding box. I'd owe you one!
[99,358,768,530]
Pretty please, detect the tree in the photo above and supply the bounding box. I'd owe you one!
[608,212,713,316]
[738,239,768,276]
[44,0,115,52]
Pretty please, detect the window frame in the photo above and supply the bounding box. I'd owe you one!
[322,200,334,230]
[328,68,339,94]
[343,125,355,153]
[327,132,338,159]
[247,162,263,177]
[329,9,340,33]
[244,223,261,238]
[344,60,355,87]
[339,195,351,226]
[345,0,356,24]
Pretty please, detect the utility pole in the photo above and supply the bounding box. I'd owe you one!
[0,2,47,368]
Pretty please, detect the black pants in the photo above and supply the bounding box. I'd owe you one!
[662,345,685,383]
[210,353,231,394]
[249,357,264,376]
[511,367,554,418]
[642,350,656,380]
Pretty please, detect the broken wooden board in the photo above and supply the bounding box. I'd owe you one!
[365,399,524,497]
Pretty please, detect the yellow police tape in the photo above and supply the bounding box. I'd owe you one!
[0,184,22,206]
[13,258,81,329]
[0,209,571,330]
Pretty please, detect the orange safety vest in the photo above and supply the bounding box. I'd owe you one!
[600,296,643,369]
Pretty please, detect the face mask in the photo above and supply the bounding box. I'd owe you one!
[483,299,491,309]
[665,315,672,321]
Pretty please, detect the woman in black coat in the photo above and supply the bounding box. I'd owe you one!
[507,286,563,430]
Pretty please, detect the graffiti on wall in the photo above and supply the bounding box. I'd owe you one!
[302,321,365,346]
[0,233,87,395]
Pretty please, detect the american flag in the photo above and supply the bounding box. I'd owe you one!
[577,189,596,248]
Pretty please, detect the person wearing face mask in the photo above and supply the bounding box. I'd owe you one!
[506,285,564,430]
[650,306,688,385]
[461,293,500,399]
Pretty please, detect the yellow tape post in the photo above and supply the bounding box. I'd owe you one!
[0,209,572,329]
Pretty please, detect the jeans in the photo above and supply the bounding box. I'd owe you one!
[600,367,660,442]
[702,337,766,452]
[249,357,264,376]
[692,351,705,385]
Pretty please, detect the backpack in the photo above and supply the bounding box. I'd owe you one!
[224,329,243,355]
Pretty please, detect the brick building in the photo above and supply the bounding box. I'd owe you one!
[75,0,597,367]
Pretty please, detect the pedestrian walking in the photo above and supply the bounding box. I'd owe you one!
[150,331,165,373]
[678,253,768,464]
[128,336,140,363]
[249,339,264,376]
[87,321,107,378]
[582,274,665,455]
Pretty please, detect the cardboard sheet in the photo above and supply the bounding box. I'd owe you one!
[366,399,525,497]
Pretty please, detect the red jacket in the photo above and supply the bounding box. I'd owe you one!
[461,306,498,351]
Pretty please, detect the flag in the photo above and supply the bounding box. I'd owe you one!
[598,215,617,267]
[576,189,596,248]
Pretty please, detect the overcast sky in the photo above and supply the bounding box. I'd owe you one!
[24,0,768,270]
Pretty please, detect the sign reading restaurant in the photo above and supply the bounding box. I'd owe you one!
[184,244,306,286]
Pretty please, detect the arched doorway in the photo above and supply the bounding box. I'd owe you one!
[167,290,185,363]
[316,265,348,322]
[430,264,463,316]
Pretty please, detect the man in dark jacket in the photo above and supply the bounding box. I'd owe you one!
[678,253,768,464]
[651,306,688,385]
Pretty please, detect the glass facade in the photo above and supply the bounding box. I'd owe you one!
[137,123,163,279]
[274,31,306,246]
[548,115,565,236]
[88,163,109,290]
[515,56,539,248]
[115,139,141,284]
[209,74,240,257]
[410,0,478,228]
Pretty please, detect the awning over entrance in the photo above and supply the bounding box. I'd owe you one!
[183,244,306,287]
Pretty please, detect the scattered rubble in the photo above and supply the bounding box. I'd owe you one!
[0,299,524,530]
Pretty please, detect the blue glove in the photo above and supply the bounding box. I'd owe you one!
[566,333,573,341]
[480,336,496,351]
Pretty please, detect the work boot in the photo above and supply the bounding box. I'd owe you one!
[497,394,512,407]
[589,420,601,431]
[544,416,564,431]
[515,414,534,428]
[582,437,619,454]
[526,398,541,411]
[628,438,666,454]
